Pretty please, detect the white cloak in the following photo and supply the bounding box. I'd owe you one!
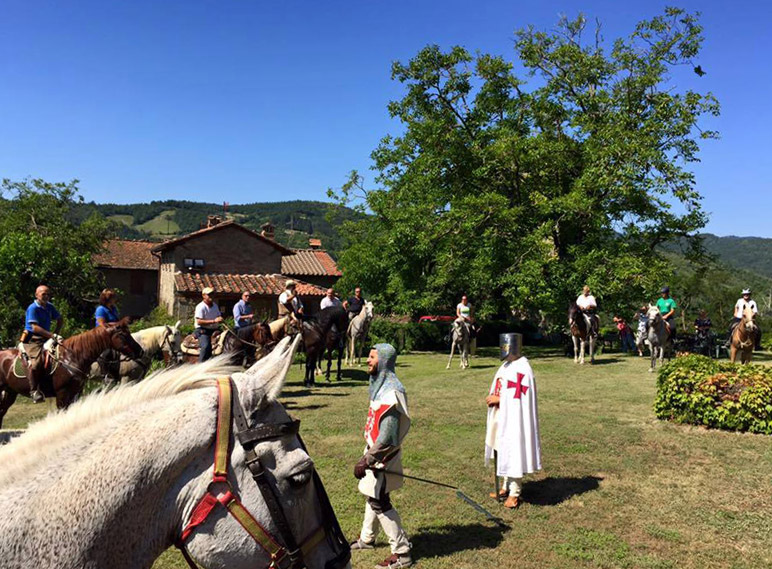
[484,357,542,478]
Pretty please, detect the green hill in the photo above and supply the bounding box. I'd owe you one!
[72,199,364,255]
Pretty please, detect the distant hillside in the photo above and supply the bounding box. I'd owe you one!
[70,199,365,255]
[701,234,772,280]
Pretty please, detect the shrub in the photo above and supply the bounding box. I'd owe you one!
[654,354,772,434]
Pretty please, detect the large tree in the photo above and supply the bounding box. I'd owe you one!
[331,8,718,321]
[0,178,110,345]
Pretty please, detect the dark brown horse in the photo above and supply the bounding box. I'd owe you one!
[0,319,143,427]
[301,306,348,387]
[180,323,274,367]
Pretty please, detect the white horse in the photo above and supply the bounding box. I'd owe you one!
[646,304,670,372]
[446,318,471,369]
[346,301,374,366]
[0,335,352,569]
[89,322,183,384]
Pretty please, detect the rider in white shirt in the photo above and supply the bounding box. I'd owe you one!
[731,288,761,348]
[576,286,597,312]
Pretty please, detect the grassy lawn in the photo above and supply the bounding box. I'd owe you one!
[5,349,772,568]
[136,209,180,236]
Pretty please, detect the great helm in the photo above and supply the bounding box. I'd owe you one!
[499,332,523,361]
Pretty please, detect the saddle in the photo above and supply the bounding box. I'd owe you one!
[181,330,227,357]
[12,342,60,378]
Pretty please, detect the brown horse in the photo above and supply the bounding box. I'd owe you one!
[0,319,143,427]
[730,305,757,364]
[180,322,274,366]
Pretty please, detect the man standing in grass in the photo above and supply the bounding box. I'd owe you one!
[485,332,542,509]
[350,343,413,569]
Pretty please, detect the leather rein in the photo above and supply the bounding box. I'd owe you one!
[176,377,330,569]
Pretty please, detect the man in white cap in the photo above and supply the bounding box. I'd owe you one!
[278,280,304,325]
[731,288,761,348]
[485,332,542,509]
[194,287,222,362]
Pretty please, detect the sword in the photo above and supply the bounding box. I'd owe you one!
[378,469,509,528]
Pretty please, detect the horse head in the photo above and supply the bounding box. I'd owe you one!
[163,320,184,363]
[567,303,583,331]
[252,320,274,346]
[742,306,757,332]
[363,301,374,320]
[184,335,351,569]
[106,318,144,360]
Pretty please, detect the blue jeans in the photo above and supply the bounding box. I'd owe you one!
[195,328,214,363]
[620,331,635,352]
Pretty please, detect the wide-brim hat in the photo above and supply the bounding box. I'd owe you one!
[742,288,751,295]
[285,279,297,288]
[201,287,215,295]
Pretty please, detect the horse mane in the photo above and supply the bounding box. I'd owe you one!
[0,356,238,488]
[62,325,114,356]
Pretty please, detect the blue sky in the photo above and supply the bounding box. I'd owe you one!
[1,1,770,237]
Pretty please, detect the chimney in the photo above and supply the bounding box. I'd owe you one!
[261,222,275,240]
[206,215,222,228]
[308,238,322,249]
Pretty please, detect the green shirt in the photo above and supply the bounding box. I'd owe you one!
[657,297,677,316]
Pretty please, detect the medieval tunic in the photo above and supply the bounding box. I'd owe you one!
[485,356,542,479]
[356,343,412,557]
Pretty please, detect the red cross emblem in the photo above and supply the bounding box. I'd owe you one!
[507,373,529,399]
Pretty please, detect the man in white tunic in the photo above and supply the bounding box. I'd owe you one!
[485,332,542,509]
[350,343,412,568]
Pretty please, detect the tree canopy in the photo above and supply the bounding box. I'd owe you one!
[0,179,110,345]
[330,8,719,321]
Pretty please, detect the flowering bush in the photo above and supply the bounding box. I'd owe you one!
[654,354,772,434]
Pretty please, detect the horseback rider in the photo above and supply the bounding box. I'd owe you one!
[278,280,304,326]
[657,286,678,340]
[94,288,121,378]
[232,290,254,329]
[730,288,760,349]
[576,285,599,334]
[344,287,366,322]
[350,343,413,569]
[194,287,223,363]
[19,285,63,403]
[456,294,476,337]
[320,288,343,310]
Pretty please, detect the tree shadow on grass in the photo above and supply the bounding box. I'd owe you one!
[411,523,508,559]
[522,475,603,506]
[283,402,328,411]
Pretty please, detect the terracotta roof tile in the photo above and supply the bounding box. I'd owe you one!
[174,273,327,296]
[281,249,342,277]
[94,240,157,270]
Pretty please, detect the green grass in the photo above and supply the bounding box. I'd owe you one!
[135,209,180,236]
[5,349,772,568]
[107,214,135,226]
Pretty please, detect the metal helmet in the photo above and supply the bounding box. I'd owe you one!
[499,332,523,360]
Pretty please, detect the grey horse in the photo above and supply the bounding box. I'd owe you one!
[346,301,374,366]
[446,318,471,369]
[646,304,670,372]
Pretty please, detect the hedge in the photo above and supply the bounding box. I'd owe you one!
[654,354,772,434]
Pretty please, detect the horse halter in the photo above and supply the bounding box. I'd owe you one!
[177,377,351,569]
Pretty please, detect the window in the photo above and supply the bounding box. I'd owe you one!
[184,258,205,271]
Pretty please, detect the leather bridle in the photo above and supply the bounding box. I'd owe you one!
[177,377,350,569]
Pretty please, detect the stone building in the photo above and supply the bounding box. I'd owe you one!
[96,217,341,322]
[93,239,159,317]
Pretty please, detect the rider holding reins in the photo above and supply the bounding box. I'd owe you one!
[656,286,678,340]
[576,285,599,334]
[19,285,63,403]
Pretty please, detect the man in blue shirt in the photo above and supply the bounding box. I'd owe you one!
[233,291,254,329]
[21,285,63,402]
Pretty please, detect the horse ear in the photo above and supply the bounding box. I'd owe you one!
[174,320,181,329]
[232,335,301,409]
